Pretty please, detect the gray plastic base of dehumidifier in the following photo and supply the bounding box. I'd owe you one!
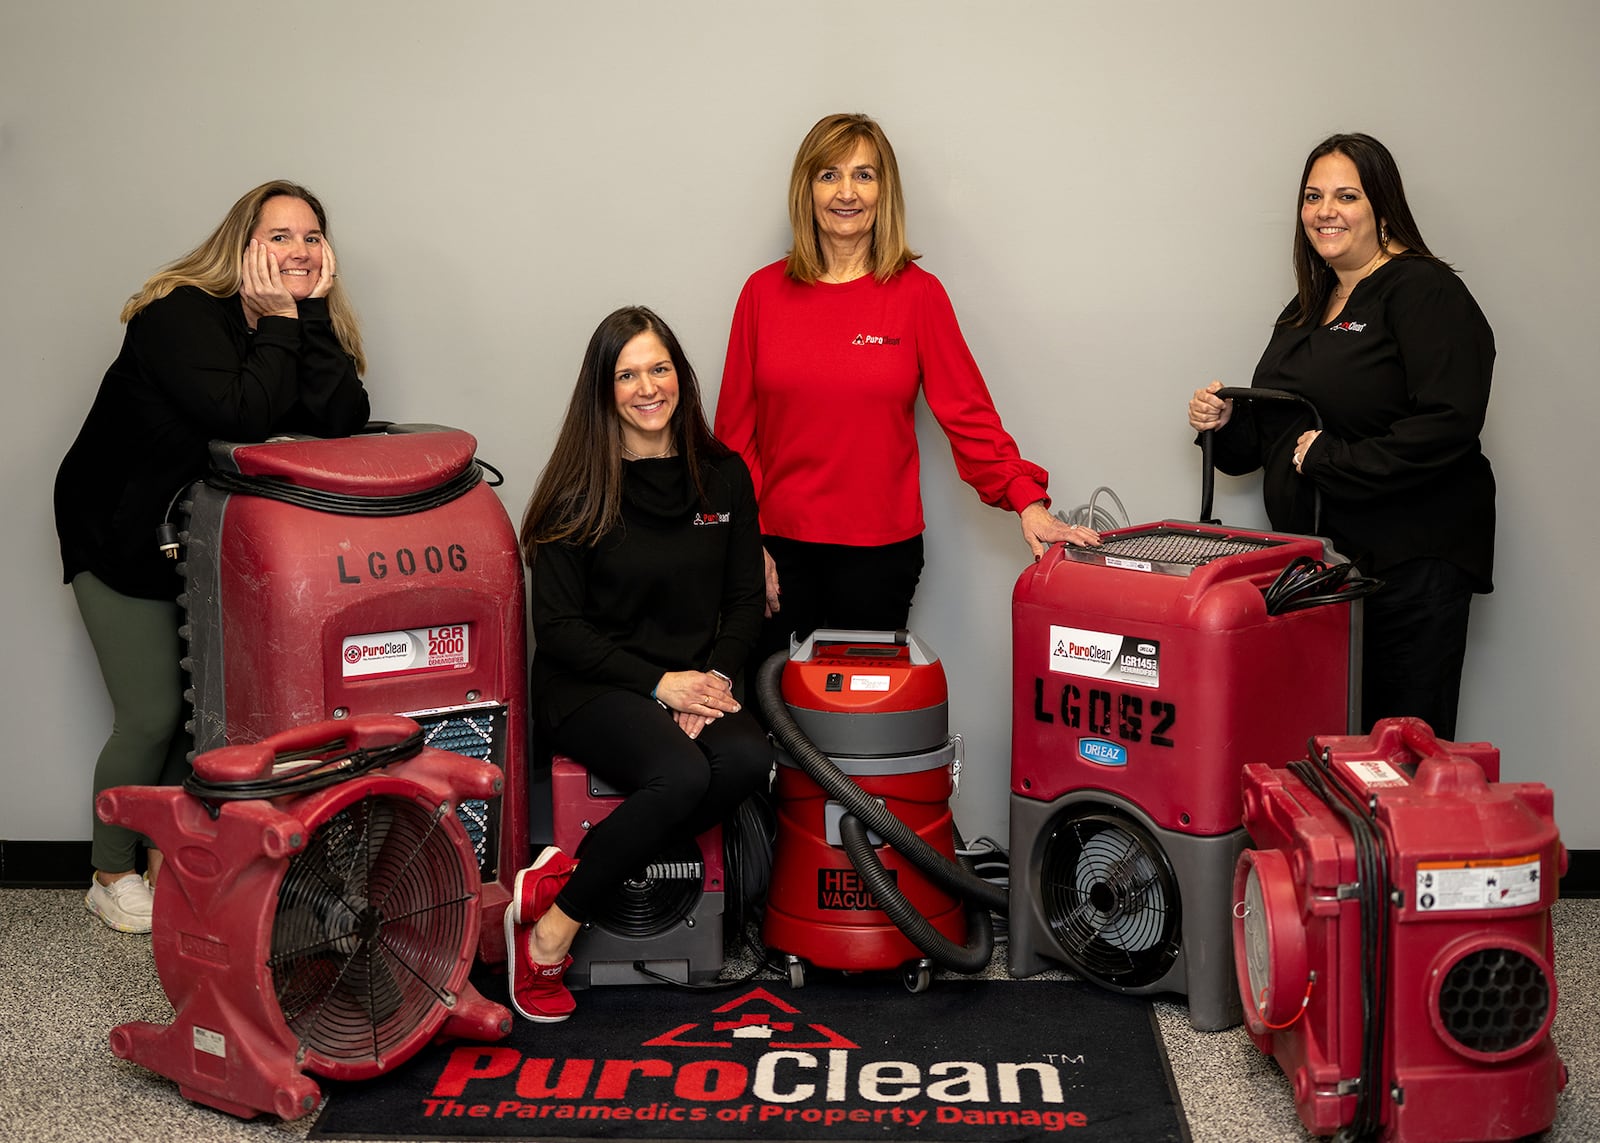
[1007,789,1248,1032]
[566,891,724,989]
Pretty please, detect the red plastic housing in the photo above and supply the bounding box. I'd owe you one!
[764,757,965,970]
[1235,718,1567,1142]
[1011,522,1354,836]
[99,716,511,1121]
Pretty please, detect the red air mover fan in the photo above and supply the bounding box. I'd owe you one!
[549,756,726,988]
[97,715,512,1121]
[1235,717,1566,1143]
[1008,521,1360,1029]
[177,424,528,963]
[761,631,982,994]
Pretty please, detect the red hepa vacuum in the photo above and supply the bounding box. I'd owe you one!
[1235,717,1566,1143]
[758,630,1003,993]
[98,715,511,1120]
[177,424,528,963]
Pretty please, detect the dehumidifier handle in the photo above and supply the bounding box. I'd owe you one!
[1198,387,1324,530]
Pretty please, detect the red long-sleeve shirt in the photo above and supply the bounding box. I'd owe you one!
[715,260,1050,547]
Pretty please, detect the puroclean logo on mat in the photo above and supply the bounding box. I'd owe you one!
[421,985,1091,1135]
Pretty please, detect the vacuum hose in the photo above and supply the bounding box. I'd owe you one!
[757,650,1003,974]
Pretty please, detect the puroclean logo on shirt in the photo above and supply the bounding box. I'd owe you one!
[850,333,902,346]
[692,512,731,527]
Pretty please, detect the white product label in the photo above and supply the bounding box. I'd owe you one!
[1104,556,1154,573]
[1047,625,1161,689]
[1340,758,1409,790]
[1415,855,1543,911]
[849,674,891,692]
[341,624,470,678]
[193,1026,227,1058]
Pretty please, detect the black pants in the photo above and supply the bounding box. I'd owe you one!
[1360,557,1475,740]
[753,534,925,675]
[549,691,771,923]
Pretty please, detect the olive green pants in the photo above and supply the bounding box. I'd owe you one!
[71,572,191,872]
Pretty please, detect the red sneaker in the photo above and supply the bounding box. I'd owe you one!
[512,846,578,924]
[504,906,576,1023]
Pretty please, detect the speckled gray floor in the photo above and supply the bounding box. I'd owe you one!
[2,888,1594,1142]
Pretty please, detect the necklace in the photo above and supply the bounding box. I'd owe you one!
[1332,249,1390,299]
[621,442,674,460]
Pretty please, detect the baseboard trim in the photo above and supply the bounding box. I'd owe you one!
[5,838,1599,896]
[1,840,93,888]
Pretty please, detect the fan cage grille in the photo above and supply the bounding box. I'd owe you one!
[409,706,506,880]
[1039,810,1181,989]
[1437,947,1551,1055]
[591,838,705,938]
[270,792,476,1067]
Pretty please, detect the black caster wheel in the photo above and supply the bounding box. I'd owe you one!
[903,960,933,994]
[786,954,807,989]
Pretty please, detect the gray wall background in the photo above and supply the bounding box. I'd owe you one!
[4,1,1596,853]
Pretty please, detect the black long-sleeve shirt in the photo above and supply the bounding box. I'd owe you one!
[1210,255,1495,589]
[529,452,764,728]
[54,286,370,599]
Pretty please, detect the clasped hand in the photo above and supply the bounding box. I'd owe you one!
[656,669,739,740]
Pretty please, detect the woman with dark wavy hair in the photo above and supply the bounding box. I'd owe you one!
[1188,133,1495,739]
[55,180,371,933]
[511,306,769,1023]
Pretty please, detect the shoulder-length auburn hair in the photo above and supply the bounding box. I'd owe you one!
[1287,132,1446,328]
[785,112,919,285]
[520,306,728,562]
[120,180,366,373]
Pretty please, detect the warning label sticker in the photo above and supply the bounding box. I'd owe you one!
[1415,854,1543,911]
[341,624,471,679]
[1047,625,1160,689]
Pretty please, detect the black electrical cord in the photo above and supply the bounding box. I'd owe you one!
[1290,746,1392,1141]
[1264,555,1384,616]
[200,459,488,517]
[182,729,427,818]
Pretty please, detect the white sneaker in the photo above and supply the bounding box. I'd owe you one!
[86,874,154,934]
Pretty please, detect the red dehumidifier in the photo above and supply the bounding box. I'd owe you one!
[178,424,528,963]
[1008,521,1360,1029]
[98,715,511,1120]
[1235,717,1566,1142]
[761,631,969,992]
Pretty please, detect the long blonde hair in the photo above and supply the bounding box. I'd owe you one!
[785,113,918,285]
[120,180,365,374]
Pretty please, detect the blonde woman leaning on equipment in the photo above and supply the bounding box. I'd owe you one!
[55,180,370,932]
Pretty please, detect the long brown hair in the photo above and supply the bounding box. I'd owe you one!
[785,113,919,285]
[120,180,366,373]
[520,306,727,562]
[1287,133,1444,328]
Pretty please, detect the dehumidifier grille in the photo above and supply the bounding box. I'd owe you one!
[1097,528,1276,568]
[409,707,506,880]
[1437,947,1551,1055]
